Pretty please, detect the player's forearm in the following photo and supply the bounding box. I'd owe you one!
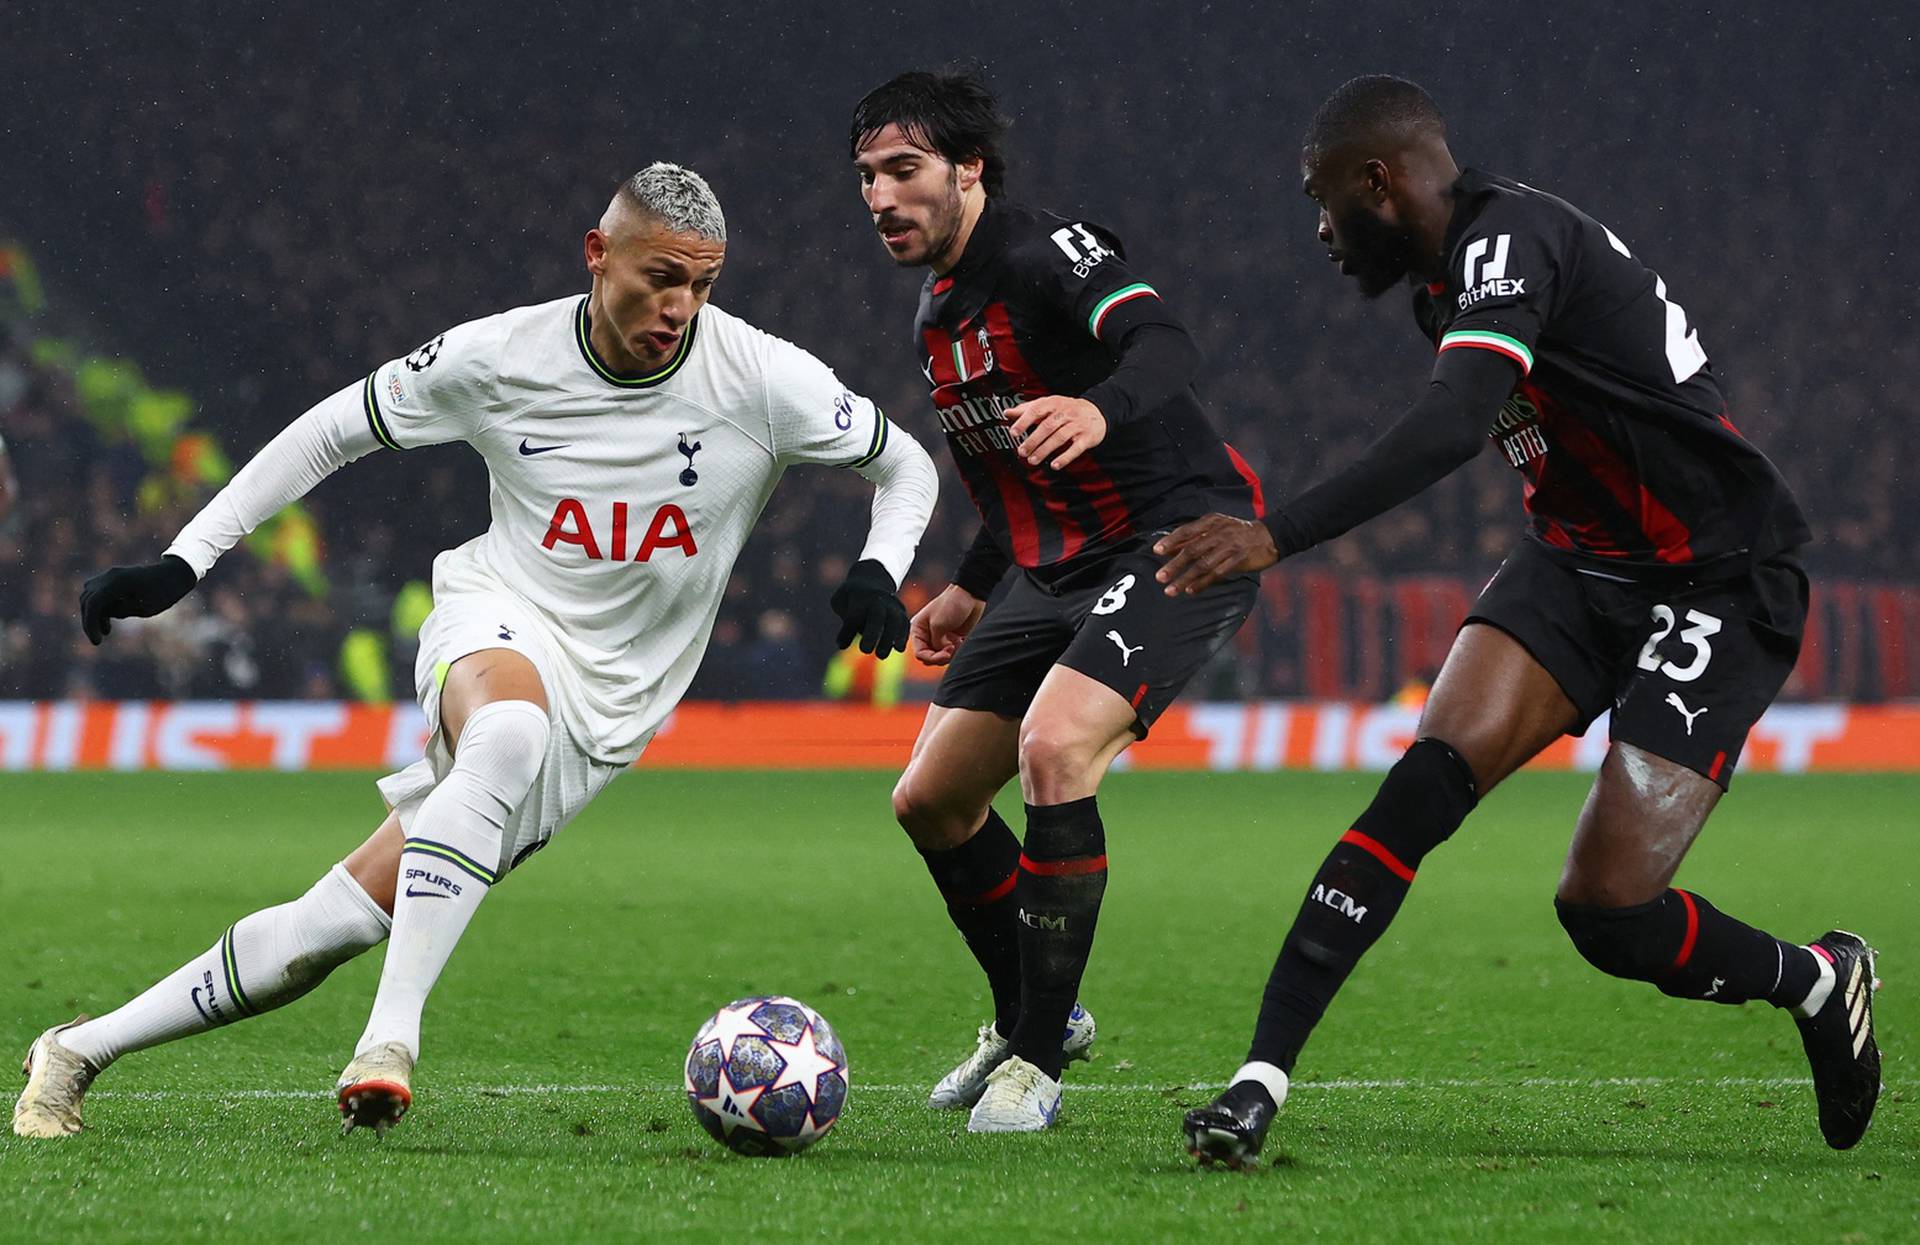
[1264,350,1515,557]
[166,381,379,578]
[852,420,939,589]
[1079,323,1202,428]
[953,525,1012,600]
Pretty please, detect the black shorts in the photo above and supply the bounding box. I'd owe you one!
[1466,538,1808,788]
[934,538,1257,736]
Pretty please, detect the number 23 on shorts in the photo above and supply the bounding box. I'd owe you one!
[1636,604,1722,683]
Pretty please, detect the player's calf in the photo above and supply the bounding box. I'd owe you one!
[52,863,392,1076]
[914,806,1025,1036]
[355,699,547,1061]
[1246,736,1478,1072]
[1003,797,1108,1082]
[1554,888,1821,1007]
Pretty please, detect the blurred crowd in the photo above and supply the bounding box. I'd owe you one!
[3,8,1909,701]
[0,325,345,699]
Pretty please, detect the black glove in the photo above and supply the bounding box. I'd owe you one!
[80,554,198,645]
[829,559,909,658]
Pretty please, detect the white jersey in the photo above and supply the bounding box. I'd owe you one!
[170,293,933,765]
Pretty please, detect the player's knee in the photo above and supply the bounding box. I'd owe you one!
[891,772,974,850]
[1016,721,1100,797]
[450,699,549,811]
[1554,896,1672,982]
[1352,737,1479,866]
[889,774,923,830]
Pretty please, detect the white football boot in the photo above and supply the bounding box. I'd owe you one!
[336,1042,414,1136]
[929,1002,1096,1110]
[13,1017,98,1139]
[966,1055,1062,1133]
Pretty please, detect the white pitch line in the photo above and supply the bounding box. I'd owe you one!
[88,1076,1826,1102]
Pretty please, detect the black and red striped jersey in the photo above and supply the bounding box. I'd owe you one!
[915,199,1262,578]
[1415,168,1809,573]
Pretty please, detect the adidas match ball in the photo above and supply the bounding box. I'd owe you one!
[683,995,849,1156]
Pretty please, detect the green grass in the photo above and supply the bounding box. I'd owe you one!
[2,770,1914,1243]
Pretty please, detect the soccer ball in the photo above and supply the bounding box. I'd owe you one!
[683,995,849,1156]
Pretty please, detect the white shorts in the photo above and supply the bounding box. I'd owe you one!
[375,589,628,879]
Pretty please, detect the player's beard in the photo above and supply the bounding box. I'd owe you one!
[894,170,966,270]
[1336,205,1419,300]
[876,169,967,269]
[924,170,965,265]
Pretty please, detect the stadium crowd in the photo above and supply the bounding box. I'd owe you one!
[3,10,1909,701]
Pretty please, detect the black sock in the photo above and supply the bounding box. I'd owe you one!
[1006,797,1107,1079]
[919,808,1024,1033]
[1248,738,1478,1072]
[1669,890,1820,1007]
[1558,889,1820,1007]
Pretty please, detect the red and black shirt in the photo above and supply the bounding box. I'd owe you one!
[1415,168,1810,573]
[918,199,1262,594]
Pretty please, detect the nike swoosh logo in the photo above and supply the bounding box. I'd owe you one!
[519,439,569,456]
[190,986,218,1024]
[404,886,452,899]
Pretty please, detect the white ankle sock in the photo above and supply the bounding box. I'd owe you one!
[1790,945,1838,1019]
[62,863,391,1070]
[355,699,548,1060]
[1230,1060,1290,1110]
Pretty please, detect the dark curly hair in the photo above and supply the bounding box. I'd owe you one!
[1303,74,1446,156]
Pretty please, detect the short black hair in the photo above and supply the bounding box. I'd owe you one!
[1303,75,1446,157]
[850,68,1011,197]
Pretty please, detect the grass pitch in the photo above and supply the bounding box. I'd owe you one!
[2,769,1914,1242]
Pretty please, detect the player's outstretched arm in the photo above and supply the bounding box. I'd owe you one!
[909,583,987,667]
[829,417,939,658]
[79,381,380,644]
[907,525,1007,665]
[1155,346,1518,596]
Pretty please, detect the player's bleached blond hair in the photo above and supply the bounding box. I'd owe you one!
[617,162,727,243]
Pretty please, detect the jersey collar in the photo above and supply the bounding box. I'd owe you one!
[574,296,700,388]
[1438,168,1501,267]
[924,199,1018,332]
[949,196,1013,278]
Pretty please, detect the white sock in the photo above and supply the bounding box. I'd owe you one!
[1790,945,1838,1019]
[355,699,548,1060]
[1230,1060,1290,1110]
[62,863,391,1070]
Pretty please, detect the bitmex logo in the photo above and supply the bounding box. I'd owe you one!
[1462,234,1511,288]
[1458,233,1524,310]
